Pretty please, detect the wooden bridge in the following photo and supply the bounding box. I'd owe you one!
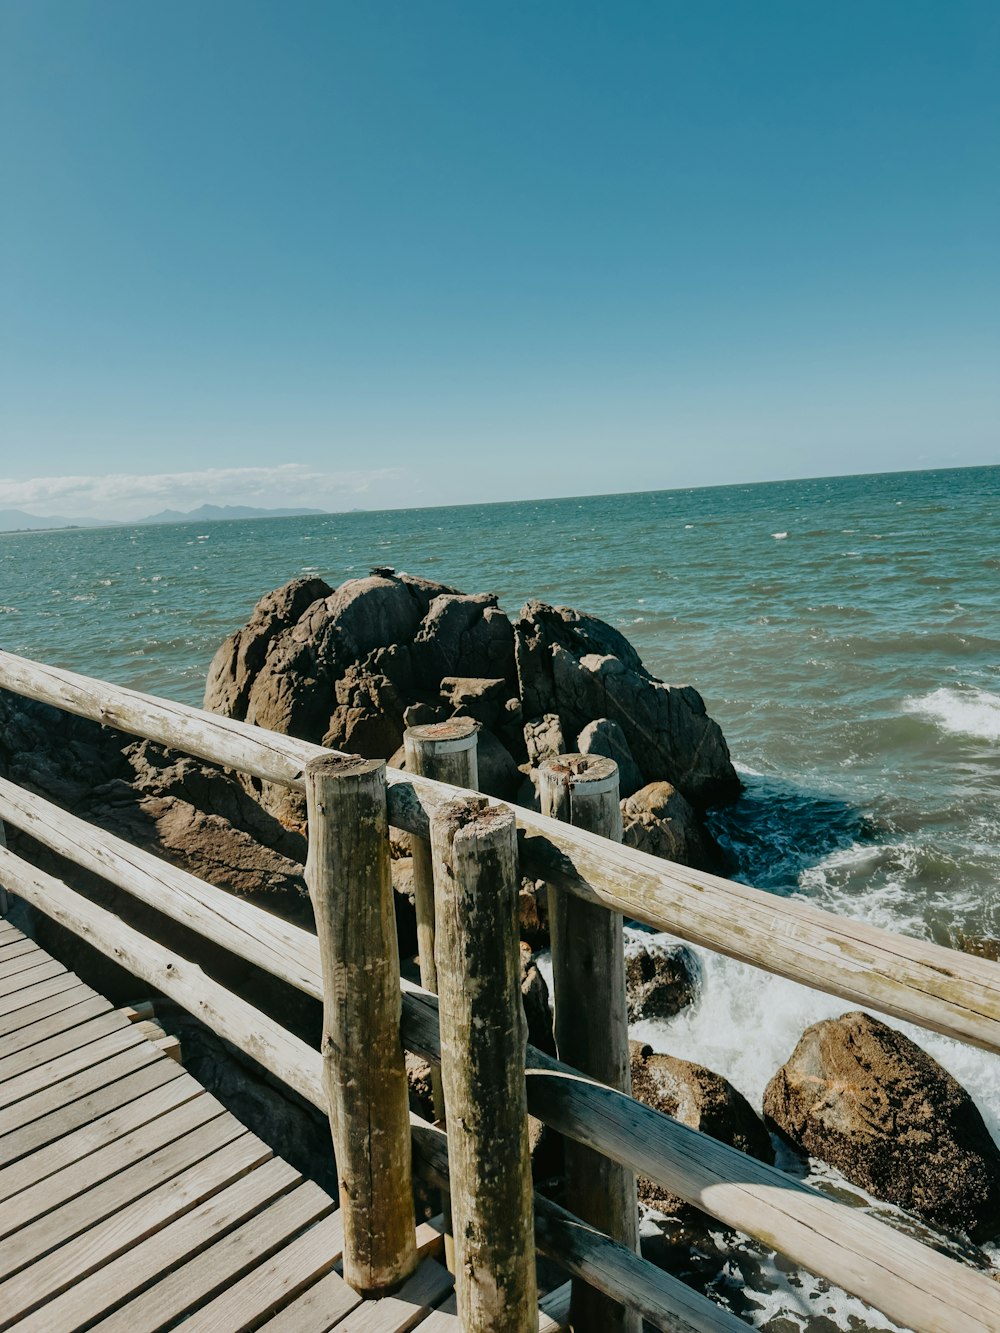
[1,648,1000,1332]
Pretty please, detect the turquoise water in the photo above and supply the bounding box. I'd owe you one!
[2,464,999,1326]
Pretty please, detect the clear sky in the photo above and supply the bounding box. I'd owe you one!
[1,1,998,519]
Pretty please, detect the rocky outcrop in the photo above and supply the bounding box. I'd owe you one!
[630,1042,774,1213]
[514,601,739,807]
[625,935,700,1023]
[763,1011,1000,1241]
[621,782,728,874]
[203,572,737,876]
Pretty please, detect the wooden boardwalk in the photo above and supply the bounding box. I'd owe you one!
[0,920,566,1332]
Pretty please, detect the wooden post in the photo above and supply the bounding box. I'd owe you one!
[403,718,479,1273]
[402,719,480,994]
[430,796,537,1333]
[538,754,640,1333]
[304,754,417,1296]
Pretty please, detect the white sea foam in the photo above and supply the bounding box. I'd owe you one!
[772,531,788,539]
[903,686,1000,742]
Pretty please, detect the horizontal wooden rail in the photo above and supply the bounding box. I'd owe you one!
[3,648,1000,1056]
[410,1116,745,1333]
[0,845,325,1111]
[400,982,1000,1333]
[1,798,996,1333]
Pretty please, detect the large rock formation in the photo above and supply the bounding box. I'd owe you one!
[630,1042,774,1213]
[204,570,738,863]
[763,1011,1000,1241]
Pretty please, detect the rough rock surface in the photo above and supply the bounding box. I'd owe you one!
[625,935,700,1023]
[621,781,728,874]
[521,941,556,1056]
[630,1042,774,1213]
[763,1010,1000,1240]
[514,601,739,807]
[577,718,644,798]
[203,571,737,868]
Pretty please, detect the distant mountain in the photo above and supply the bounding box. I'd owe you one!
[134,504,329,525]
[0,509,113,533]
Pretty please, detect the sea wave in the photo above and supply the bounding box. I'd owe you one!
[902,686,1000,742]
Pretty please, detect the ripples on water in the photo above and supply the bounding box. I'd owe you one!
[1,464,998,1328]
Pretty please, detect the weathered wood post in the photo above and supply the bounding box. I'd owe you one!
[538,754,640,1333]
[402,719,480,995]
[304,754,417,1296]
[430,796,537,1332]
[403,718,479,1272]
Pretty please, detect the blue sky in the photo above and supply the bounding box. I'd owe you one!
[1,1,997,518]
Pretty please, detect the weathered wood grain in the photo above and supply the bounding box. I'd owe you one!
[0,845,326,1110]
[305,754,417,1296]
[3,649,999,1057]
[430,797,537,1333]
[539,753,639,1333]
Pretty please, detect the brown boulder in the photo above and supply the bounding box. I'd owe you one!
[764,1011,1000,1241]
[630,1043,774,1213]
[621,781,728,873]
[577,718,644,797]
[625,936,699,1022]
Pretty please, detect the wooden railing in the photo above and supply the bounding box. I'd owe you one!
[1,649,999,1333]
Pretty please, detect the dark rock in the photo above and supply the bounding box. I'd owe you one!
[520,942,555,1056]
[474,728,521,800]
[513,600,739,807]
[518,879,549,951]
[763,1011,1000,1241]
[440,676,508,726]
[323,664,405,759]
[412,593,516,689]
[203,576,332,720]
[390,856,418,958]
[630,1042,774,1213]
[621,782,728,873]
[403,701,446,729]
[625,936,699,1023]
[577,718,644,797]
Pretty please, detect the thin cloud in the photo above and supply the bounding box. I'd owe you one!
[0,465,404,520]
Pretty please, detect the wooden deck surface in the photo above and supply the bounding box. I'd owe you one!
[0,921,568,1332]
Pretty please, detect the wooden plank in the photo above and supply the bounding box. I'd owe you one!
[0,1075,202,1203]
[539,1284,572,1333]
[0,1035,163,1137]
[0,1092,222,1241]
[0,956,65,999]
[34,1159,306,1333]
[0,1130,273,1327]
[0,1056,183,1165]
[89,1177,335,1333]
[178,1210,344,1332]
[0,1006,131,1083]
[5,649,999,1060]
[0,775,322,1001]
[331,1258,454,1333]
[0,979,95,1038]
[0,992,114,1061]
[416,1293,563,1333]
[0,967,81,1018]
[0,938,43,970]
[0,1105,241,1279]
[0,948,59,984]
[0,847,326,1112]
[255,1266,361,1333]
[0,920,19,941]
[0,1021,146,1112]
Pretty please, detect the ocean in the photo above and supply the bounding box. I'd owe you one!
[2,462,999,1328]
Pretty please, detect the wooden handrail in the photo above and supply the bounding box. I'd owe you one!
[1,789,997,1332]
[2,648,999,1055]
